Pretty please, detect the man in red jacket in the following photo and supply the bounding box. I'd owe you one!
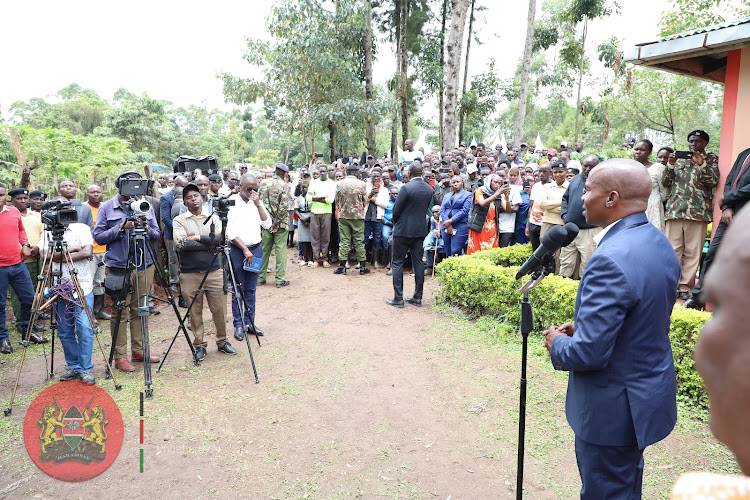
[0,184,36,354]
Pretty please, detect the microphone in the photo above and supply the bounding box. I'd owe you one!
[515,223,579,279]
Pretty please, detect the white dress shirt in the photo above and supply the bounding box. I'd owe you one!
[226,193,271,246]
[593,218,622,247]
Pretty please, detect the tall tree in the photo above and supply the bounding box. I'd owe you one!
[443,0,470,150]
[457,0,475,143]
[364,0,377,156]
[397,0,409,145]
[438,0,449,151]
[514,0,537,146]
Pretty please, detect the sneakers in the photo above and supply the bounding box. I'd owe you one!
[307,261,315,267]
[60,368,80,381]
[80,372,96,385]
[299,261,307,267]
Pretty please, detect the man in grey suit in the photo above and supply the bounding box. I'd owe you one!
[59,180,94,232]
[387,161,434,308]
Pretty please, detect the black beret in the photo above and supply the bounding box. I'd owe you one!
[29,190,47,199]
[550,160,567,170]
[687,130,710,143]
[208,174,222,182]
[8,188,29,198]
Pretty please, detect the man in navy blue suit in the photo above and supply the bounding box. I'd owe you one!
[543,159,680,499]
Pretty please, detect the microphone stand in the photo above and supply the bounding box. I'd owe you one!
[515,255,555,500]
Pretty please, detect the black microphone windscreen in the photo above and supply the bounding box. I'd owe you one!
[540,224,568,248]
[561,222,580,247]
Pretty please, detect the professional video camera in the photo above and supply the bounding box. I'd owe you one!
[211,196,235,213]
[40,199,79,229]
[174,155,218,177]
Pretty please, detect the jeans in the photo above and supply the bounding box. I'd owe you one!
[0,262,34,341]
[364,219,383,251]
[382,224,393,250]
[229,244,263,329]
[56,292,94,373]
[422,231,444,267]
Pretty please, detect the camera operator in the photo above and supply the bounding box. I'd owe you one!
[173,183,235,360]
[39,197,96,384]
[58,180,94,233]
[226,174,271,340]
[93,171,161,373]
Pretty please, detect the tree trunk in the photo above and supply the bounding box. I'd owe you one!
[574,15,587,143]
[514,0,537,147]
[328,120,335,163]
[364,0,376,156]
[438,0,449,153]
[398,0,409,146]
[458,0,475,144]
[390,104,398,163]
[442,0,470,151]
[10,128,37,190]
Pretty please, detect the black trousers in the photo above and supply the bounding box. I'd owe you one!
[391,236,425,301]
[529,223,541,251]
[691,220,727,300]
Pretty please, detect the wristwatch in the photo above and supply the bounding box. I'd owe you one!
[22,243,31,248]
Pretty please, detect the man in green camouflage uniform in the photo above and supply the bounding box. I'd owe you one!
[334,164,370,275]
[259,163,291,287]
[661,129,719,300]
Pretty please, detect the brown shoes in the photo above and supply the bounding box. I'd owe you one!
[114,358,135,372]
[132,353,161,363]
[322,261,330,268]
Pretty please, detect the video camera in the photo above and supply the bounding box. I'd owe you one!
[119,177,153,198]
[174,155,218,177]
[40,199,79,229]
[211,196,235,213]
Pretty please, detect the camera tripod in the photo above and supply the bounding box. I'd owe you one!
[107,216,198,400]
[5,228,121,417]
[160,206,260,383]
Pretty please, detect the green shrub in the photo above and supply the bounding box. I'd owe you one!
[435,245,712,409]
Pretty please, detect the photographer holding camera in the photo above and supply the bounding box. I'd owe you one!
[173,183,234,360]
[39,197,96,384]
[93,171,161,372]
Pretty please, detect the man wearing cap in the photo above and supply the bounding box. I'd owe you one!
[93,171,161,372]
[560,141,568,152]
[58,180,94,233]
[208,174,223,199]
[173,183,235,360]
[258,163,291,287]
[333,163,369,275]
[29,190,46,212]
[8,187,48,342]
[662,129,719,300]
[0,184,37,354]
[465,164,481,192]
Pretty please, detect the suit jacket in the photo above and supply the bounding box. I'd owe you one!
[75,203,94,232]
[439,189,472,229]
[550,212,680,449]
[392,178,433,238]
[160,188,176,240]
[723,146,750,214]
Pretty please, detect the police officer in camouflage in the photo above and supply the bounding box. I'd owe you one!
[333,163,370,275]
[662,130,720,300]
[258,163,291,287]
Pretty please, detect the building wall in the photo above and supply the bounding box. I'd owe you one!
[717,48,750,230]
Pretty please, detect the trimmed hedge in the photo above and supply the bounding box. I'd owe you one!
[435,244,713,410]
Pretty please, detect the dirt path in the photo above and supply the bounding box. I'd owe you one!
[0,252,736,499]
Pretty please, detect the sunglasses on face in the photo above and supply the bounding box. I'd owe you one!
[244,186,258,192]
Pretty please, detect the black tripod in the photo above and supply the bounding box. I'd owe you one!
[515,255,555,500]
[107,215,197,399]
[159,206,260,383]
[5,227,121,417]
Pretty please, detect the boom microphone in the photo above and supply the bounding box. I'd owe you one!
[515,223,579,279]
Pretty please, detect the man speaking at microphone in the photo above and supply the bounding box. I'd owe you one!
[542,159,680,499]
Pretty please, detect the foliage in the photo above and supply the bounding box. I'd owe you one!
[459,59,502,141]
[248,149,282,168]
[435,244,713,409]
[659,0,750,37]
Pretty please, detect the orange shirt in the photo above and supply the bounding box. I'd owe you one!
[88,202,106,254]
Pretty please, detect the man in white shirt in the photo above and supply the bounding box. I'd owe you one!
[495,171,522,247]
[528,163,552,250]
[399,139,423,165]
[227,174,271,341]
[40,219,96,384]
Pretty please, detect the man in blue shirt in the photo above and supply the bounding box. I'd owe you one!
[93,171,161,373]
